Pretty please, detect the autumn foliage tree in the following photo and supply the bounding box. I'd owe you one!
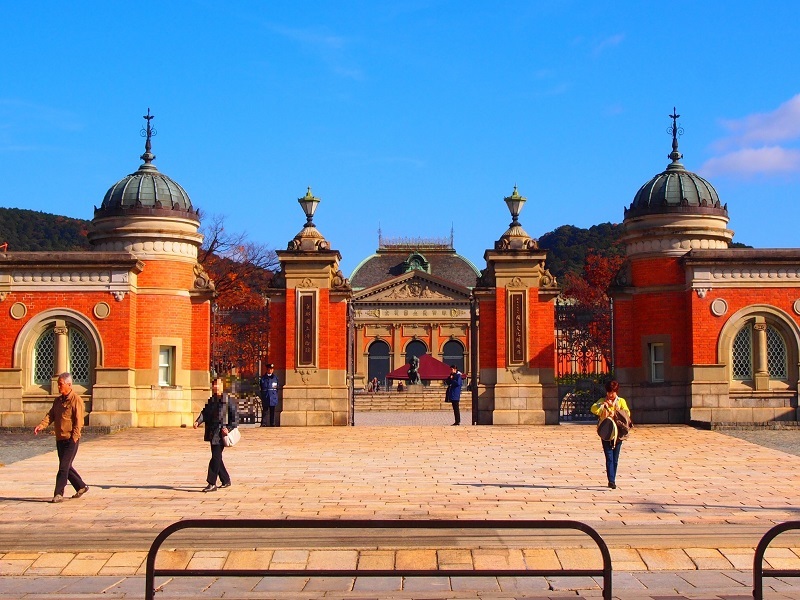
[200,214,278,377]
[560,250,626,368]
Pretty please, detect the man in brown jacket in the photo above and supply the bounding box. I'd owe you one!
[34,372,89,503]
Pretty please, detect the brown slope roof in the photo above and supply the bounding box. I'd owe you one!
[350,250,480,290]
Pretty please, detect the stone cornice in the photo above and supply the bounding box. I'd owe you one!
[689,262,800,288]
[0,252,143,271]
[0,266,135,299]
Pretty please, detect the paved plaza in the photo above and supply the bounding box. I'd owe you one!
[2,420,800,598]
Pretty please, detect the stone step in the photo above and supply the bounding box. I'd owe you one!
[355,392,453,411]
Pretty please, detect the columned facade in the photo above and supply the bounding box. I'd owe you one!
[349,237,479,391]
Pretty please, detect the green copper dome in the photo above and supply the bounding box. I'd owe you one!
[625,110,727,219]
[94,110,198,220]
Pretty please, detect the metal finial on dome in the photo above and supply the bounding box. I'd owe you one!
[667,107,684,165]
[139,108,157,166]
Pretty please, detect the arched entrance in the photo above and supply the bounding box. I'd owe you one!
[367,340,391,389]
[442,339,465,372]
[405,339,427,362]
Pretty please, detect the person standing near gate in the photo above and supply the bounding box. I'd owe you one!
[259,363,279,427]
[33,372,89,503]
[445,364,463,426]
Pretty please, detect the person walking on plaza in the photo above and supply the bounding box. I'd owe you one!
[591,380,631,489]
[194,377,238,492]
[259,363,279,427]
[445,364,463,426]
[33,372,89,503]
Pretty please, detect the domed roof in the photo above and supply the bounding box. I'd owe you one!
[94,110,198,220]
[625,111,727,220]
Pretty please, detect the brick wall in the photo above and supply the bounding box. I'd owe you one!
[0,291,134,368]
[478,296,497,369]
[529,289,555,369]
[631,256,684,286]
[692,287,800,364]
[268,298,286,368]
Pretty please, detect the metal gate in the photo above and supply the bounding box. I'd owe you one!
[211,304,270,379]
[555,297,612,422]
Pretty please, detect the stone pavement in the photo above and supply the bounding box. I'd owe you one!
[2,422,800,598]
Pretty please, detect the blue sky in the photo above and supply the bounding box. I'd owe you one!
[2,1,800,275]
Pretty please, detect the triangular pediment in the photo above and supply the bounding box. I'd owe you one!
[353,271,470,302]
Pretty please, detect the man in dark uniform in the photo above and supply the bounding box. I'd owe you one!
[259,363,279,426]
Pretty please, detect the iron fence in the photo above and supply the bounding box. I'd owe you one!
[146,518,613,600]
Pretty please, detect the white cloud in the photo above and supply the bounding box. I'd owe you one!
[700,146,800,178]
[715,94,800,149]
[703,94,800,179]
[592,33,625,56]
[266,24,364,80]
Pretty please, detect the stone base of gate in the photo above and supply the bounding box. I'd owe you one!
[280,386,349,426]
[474,383,559,425]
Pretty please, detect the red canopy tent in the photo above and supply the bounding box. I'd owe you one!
[386,353,454,381]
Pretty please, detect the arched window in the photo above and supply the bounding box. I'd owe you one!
[731,324,753,380]
[405,340,427,362]
[442,340,465,373]
[766,326,788,380]
[368,340,391,388]
[69,329,91,385]
[33,329,56,385]
[29,322,94,390]
[730,320,789,383]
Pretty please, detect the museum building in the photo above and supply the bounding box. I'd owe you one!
[349,233,481,390]
[2,110,800,427]
[0,115,215,428]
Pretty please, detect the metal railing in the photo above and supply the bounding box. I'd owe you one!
[146,518,613,600]
[753,520,800,600]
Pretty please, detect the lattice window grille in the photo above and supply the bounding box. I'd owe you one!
[732,324,753,380]
[34,329,56,385]
[766,326,787,380]
[69,329,91,384]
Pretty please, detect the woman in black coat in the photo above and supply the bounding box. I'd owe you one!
[194,377,238,492]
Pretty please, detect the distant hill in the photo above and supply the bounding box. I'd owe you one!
[539,223,625,278]
[0,207,91,251]
[538,222,751,278]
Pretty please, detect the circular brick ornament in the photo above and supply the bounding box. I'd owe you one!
[93,301,111,319]
[710,298,728,317]
[9,302,27,319]
[794,299,800,315]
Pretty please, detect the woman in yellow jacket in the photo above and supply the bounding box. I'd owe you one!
[591,380,630,489]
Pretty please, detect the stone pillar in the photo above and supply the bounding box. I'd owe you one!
[264,189,352,426]
[392,323,403,371]
[431,323,440,360]
[474,187,560,425]
[50,322,69,394]
[753,318,769,391]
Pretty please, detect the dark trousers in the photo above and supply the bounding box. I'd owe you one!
[207,443,231,486]
[54,439,85,497]
[452,401,460,425]
[601,440,622,484]
[260,401,276,426]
